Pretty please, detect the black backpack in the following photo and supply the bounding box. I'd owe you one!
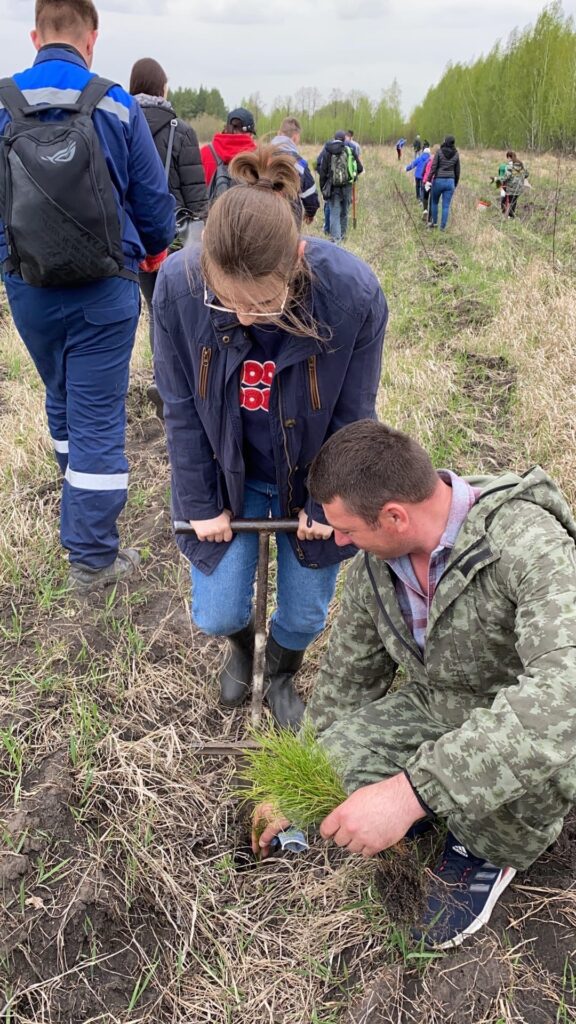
[0,75,134,287]
[207,143,235,205]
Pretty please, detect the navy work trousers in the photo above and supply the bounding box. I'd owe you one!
[5,274,140,569]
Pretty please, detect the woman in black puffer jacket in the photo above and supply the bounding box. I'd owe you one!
[428,135,460,232]
[130,58,208,413]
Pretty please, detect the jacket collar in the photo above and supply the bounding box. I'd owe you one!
[209,310,319,366]
[34,43,88,68]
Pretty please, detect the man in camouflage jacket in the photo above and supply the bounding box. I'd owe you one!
[256,420,576,948]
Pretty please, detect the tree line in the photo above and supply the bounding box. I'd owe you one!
[244,85,403,145]
[168,83,404,146]
[409,2,576,151]
[167,3,575,152]
[169,86,226,122]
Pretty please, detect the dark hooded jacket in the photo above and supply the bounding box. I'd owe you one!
[136,96,208,219]
[430,141,460,186]
[317,139,363,193]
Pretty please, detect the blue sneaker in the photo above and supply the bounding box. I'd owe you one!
[412,832,516,949]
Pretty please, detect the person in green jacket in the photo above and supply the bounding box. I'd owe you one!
[255,419,576,949]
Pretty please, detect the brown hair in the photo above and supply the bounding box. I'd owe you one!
[279,117,301,138]
[129,58,167,98]
[308,420,439,525]
[35,0,98,34]
[201,144,323,338]
[506,150,517,160]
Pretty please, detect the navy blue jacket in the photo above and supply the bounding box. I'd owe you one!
[0,45,175,272]
[153,238,388,574]
[271,134,320,221]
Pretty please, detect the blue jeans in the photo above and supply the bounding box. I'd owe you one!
[328,185,352,242]
[190,479,340,650]
[5,274,140,568]
[323,202,331,234]
[431,178,456,230]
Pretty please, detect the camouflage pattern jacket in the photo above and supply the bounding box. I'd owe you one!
[501,160,529,196]
[308,468,576,821]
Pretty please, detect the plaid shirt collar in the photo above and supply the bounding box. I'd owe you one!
[386,471,481,651]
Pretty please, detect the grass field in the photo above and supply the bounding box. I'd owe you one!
[1,145,576,1023]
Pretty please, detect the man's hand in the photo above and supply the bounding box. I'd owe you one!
[252,802,290,858]
[189,511,232,543]
[297,509,333,542]
[319,773,425,857]
[139,249,168,273]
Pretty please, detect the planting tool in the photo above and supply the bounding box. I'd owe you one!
[174,517,299,743]
[352,182,357,229]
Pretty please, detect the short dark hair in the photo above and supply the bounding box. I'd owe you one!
[129,58,167,98]
[36,0,98,33]
[308,420,438,526]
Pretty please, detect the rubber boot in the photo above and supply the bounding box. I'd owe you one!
[219,620,254,708]
[264,634,306,729]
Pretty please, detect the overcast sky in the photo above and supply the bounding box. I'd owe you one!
[1,0,574,116]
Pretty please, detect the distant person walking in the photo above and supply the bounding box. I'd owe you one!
[395,137,406,161]
[271,116,319,223]
[413,134,421,155]
[344,130,361,158]
[421,146,435,221]
[318,130,363,243]
[500,151,529,219]
[428,135,460,231]
[405,141,430,203]
[129,57,207,416]
[200,107,257,198]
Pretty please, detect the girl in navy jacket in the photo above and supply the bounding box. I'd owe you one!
[153,145,388,727]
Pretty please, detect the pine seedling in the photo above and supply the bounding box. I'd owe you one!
[236,721,348,829]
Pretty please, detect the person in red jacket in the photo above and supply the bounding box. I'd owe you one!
[200,107,257,186]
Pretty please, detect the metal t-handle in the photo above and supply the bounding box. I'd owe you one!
[174,518,299,725]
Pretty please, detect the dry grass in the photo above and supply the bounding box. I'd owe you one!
[1,146,576,1022]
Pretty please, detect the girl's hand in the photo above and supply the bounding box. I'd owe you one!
[189,511,232,543]
[297,509,334,542]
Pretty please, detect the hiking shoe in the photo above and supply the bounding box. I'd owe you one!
[411,832,516,949]
[427,222,437,229]
[68,549,141,592]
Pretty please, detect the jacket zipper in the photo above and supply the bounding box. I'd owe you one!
[308,355,321,411]
[198,346,212,400]
[277,377,305,556]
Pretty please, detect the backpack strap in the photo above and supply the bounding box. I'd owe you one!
[209,143,224,167]
[164,118,178,180]
[76,75,118,116]
[0,77,29,119]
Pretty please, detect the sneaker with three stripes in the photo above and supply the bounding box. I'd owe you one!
[411,831,516,949]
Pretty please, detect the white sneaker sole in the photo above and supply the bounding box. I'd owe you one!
[427,866,517,950]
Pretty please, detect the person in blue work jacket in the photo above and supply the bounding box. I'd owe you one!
[0,0,175,591]
[153,144,388,729]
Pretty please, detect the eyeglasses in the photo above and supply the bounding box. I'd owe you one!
[203,282,289,318]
